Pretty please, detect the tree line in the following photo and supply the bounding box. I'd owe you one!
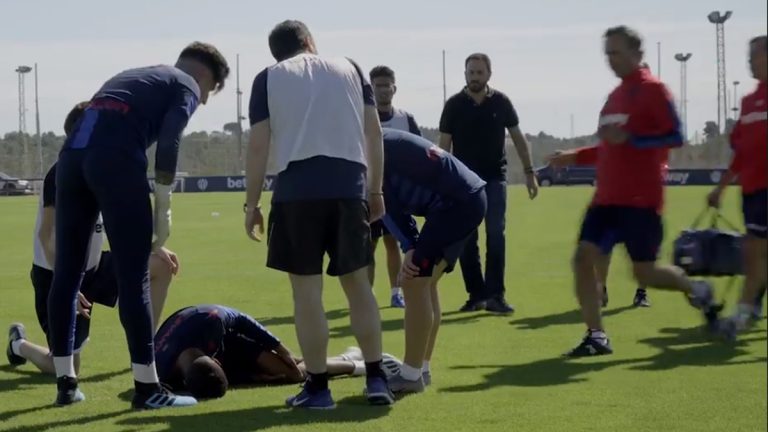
[0,123,733,182]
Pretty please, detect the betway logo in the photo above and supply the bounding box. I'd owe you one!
[664,171,690,184]
[226,176,275,191]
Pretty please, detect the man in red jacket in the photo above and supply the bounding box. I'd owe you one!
[708,35,767,338]
[549,26,719,357]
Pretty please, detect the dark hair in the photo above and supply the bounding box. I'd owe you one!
[370,65,395,82]
[465,53,492,73]
[750,35,767,47]
[268,20,313,62]
[179,42,230,92]
[186,356,228,399]
[604,26,644,52]
[63,101,90,137]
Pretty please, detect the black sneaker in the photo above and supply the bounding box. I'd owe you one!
[563,333,613,358]
[458,299,486,312]
[485,298,514,314]
[632,288,651,308]
[601,285,609,308]
[7,323,26,366]
[132,384,197,410]
[55,376,86,406]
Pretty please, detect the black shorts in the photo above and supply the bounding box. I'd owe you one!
[742,189,767,238]
[267,199,373,276]
[370,220,391,240]
[578,206,663,262]
[30,251,118,352]
[412,189,487,278]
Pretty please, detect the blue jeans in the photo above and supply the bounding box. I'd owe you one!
[459,180,506,301]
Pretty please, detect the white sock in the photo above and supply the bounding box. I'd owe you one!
[351,360,366,376]
[589,330,608,342]
[391,287,402,296]
[53,356,76,378]
[400,363,422,381]
[422,360,430,373]
[132,362,159,384]
[11,339,24,356]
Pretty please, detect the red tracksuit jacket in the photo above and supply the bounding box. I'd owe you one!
[729,80,767,194]
[575,68,682,212]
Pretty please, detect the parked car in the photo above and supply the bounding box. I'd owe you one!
[535,164,597,187]
[0,172,32,196]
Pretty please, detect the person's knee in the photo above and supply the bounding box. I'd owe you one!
[632,262,658,285]
[572,243,598,272]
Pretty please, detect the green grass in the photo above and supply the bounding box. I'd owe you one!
[0,187,765,432]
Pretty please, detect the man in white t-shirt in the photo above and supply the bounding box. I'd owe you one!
[7,102,180,375]
[244,20,392,409]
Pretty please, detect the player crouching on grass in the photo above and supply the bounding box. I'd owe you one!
[378,128,487,394]
[7,102,180,376]
[153,305,404,399]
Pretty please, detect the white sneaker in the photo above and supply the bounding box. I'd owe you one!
[339,346,363,362]
[381,353,402,379]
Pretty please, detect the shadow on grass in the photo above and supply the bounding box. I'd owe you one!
[0,365,128,394]
[508,306,635,330]
[441,357,639,392]
[114,395,390,432]
[0,404,53,424]
[442,325,766,392]
[631,326,768,371]
[258,308,351,328]
[5,409,133,432]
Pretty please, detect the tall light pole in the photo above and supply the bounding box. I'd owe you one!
[674,53,692,141]
[708,11,732,133]
[731,80,741,120]
[235,54,246,174]
[15,65,32,177]
[34,63,43,177]
[442,50,447,105]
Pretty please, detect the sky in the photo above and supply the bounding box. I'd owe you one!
[0,0,766,139]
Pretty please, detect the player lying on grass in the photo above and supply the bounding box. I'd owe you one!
[547,26,720,358]
[48,42,229,409]
[708,35,768,339]
[379,128,487,394]
[153,305,404,399]
[7,102,180,376]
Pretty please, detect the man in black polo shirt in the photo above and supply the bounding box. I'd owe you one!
[438,53,538,314]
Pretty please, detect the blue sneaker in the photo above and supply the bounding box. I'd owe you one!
[364,376,395,404]
[54,376,86,406]
[132,385,197,410]
[285,387,335,410]
[390,293,405,308]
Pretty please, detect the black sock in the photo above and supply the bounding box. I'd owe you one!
[134,381,161,395]
[365,361,386,379]
[306,373,329,393]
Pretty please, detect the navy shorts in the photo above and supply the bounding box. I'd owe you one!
[742,189,767,239]
[578,206,663,262]
[412,189,487,278]
[370,220,391,240]
[30,251,117,353]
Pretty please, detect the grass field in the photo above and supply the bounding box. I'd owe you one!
[0,187,765,432]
